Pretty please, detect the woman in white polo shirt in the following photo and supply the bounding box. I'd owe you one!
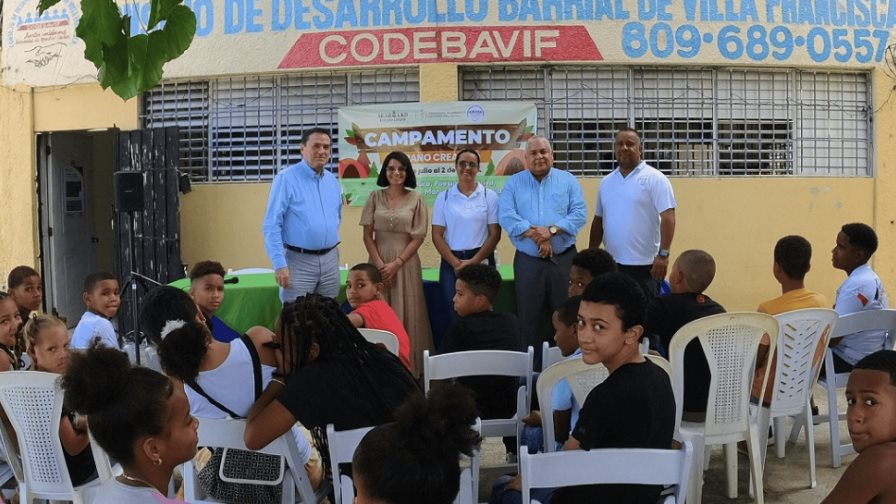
[432,149,501,322]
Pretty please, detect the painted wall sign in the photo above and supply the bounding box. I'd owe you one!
[278,25,601,67]
[338,101,537,206]
[2,0,893,86]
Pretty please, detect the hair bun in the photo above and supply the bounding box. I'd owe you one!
[61,346,131,415]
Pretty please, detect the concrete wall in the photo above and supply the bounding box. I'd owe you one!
[0,82,37,283]
[180,177,873,311]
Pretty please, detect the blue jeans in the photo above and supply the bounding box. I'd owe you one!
[490,475,555,504]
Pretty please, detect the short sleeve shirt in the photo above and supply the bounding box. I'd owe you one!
[432,183,498,251]
[71,311,119,350]
[833,263,889,365]
[595,162,676,265]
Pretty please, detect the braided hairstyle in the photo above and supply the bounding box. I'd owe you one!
[279,294,420,455]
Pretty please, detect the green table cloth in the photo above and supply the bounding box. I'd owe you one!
[170,265,517,335]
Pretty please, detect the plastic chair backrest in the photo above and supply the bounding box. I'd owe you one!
[519,441,693,504]
[358,328,400,356]
[536,356,608,452]
[768,308,838,413]
[829,309,896,349]
[669,312,778,439]
[423,347,534,409]
[0,371,76,501]
[326,421,481,504]
[541,342,564,370]
[181,418,321,504]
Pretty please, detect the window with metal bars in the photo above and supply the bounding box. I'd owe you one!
[142,69,420,182]
[461,66,872,177]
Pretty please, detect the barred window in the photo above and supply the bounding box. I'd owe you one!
[461,66,872,177]
[143,69,420,182]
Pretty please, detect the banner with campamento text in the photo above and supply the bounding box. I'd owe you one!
[338,101,537,206]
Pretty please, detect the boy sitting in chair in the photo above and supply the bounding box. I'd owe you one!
[491,273,675,504]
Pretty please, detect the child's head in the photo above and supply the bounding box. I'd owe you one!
[568,248,616,296]
[577,273,646,369]
[669,249,716,294]
[82,272,121,319]
[156,320,211,383]
[62,346,198,471]
[24,314,69,374]
[189,261,226,316]
[7,266,42,313]
[833,223,878,273]
[0,292,21,349]
[773,235,812,282]
[553,295,582,357]
[347,264,383,309]
[352,385,480,504]
[846,350,896,453]
[139,286,203,347]
[454,264,501,318]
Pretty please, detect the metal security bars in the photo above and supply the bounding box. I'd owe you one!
[142,69,420,182]
[461,66,872,177]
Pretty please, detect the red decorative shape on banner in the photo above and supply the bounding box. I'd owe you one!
[278,25,602,69]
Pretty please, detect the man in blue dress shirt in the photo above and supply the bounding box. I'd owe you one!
[263,127,342,302]
[499,136,587,366]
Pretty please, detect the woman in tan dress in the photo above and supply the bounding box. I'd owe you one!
[360,151,433,376]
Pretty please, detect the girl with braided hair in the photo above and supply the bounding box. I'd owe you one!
[245,293,421,461]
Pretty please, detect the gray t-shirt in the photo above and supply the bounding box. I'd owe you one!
[93,478,178,504]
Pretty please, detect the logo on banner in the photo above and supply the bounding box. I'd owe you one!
[6,0,79,69]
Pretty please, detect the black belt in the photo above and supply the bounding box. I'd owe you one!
[285,242,340,256]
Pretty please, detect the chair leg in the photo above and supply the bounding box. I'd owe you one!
[687,436,706,504]
[805,404,817,489]
[827,380,842,468]
[703,445,712,471]
[725,442,738,499]
[747,425,765,504]
[788,412,803,444]
[774,416,786,459]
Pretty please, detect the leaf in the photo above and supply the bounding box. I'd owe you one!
[147,0,181,30]
[368,162,379,178]
[38,0,62,14]
[147,5,196,61]
[485,160,495,176]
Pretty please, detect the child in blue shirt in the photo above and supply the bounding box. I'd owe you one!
[189,261,241,343]
[71,272,121,349]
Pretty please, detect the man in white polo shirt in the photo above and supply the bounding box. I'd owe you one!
[589,128,676,297]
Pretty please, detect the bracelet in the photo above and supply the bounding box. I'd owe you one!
[271,378,286,387]
[397,256,405,264]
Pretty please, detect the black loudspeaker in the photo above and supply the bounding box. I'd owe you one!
[113,171,145,212]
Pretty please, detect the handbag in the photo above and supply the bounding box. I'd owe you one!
[191,335,286,504]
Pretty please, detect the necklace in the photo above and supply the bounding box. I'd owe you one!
[120,473,162,493]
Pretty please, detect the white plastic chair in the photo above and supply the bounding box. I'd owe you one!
[181,418,328,504]
[424,348,533,456]
[541,342,564,371]
[0,371,105,504]
[536,354,672,453]
[358,328,400,356]
[519,441,694,504]
[326,421,480,504]
[669,312,778,504]
[751,308,837,490]
[809,309,896,467]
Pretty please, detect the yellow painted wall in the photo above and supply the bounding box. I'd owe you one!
[180,177,873,311]
[419,63,458,102]
[33,85,139,132]
[0,83,37,282]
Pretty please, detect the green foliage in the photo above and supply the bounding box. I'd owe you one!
[485,159,496,176]
[39,0,196,100]
[368,161,379,178]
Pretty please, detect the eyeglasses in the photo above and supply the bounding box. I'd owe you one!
[387,165,406,173]
[457,161,479,170]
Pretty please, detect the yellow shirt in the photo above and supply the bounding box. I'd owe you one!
[752,288,829,403]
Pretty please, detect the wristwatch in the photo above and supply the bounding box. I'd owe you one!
[549,225,559,236]
[657,249,670,258]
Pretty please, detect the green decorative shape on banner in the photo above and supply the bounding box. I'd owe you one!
[341,176,511,207]
[485,160,496,176]
[368,161,379,179]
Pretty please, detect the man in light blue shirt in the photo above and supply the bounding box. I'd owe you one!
[262,127,342,301]
[499,136,587,366]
